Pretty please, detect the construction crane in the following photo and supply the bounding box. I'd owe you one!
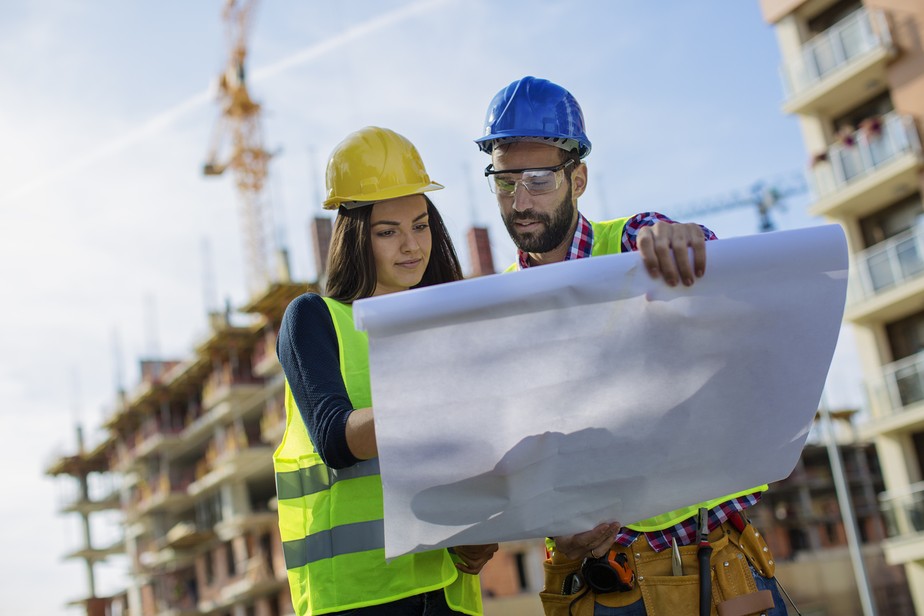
[203,0,272,293]
[673,175,808,233]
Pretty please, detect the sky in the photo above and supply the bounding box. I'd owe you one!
[0,1,866,613]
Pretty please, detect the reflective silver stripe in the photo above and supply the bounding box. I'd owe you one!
[332,458,380,482]
[276,459,380,501]
[283,519,385,569]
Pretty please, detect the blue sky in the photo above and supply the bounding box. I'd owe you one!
[0,1,864,613]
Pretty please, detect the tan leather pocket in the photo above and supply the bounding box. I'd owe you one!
[538,557,594,616]
[731,523,775,578]
[710,539,758,604]
[635,542,713,616]
[639,573,708,616]
[634,530,759,616]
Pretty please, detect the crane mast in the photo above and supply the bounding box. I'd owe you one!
[203,0,272,293]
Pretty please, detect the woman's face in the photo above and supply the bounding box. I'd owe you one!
[370,194,432,296]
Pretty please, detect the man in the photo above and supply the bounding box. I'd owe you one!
[475,76,787,616]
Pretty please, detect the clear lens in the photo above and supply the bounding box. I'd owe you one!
[522,170,557,193]
[488,169,560,196]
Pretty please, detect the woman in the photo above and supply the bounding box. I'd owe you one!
[273,126,497,616]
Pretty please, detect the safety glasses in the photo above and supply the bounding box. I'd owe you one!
[484,159,574,196]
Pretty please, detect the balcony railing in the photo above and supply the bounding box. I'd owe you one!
[850,223,924,301]
[781,8,891,98]
[811,113,922,199]
[880,482,924,538]
[869,351,924,418]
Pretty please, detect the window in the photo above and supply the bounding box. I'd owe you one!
[887,313,924,407]
[788,527,809,553]
[203,551,214,586]
[832,91,893,137]
[860,193,924,248]
[514,552,529,591]
[226,541,237,577]
[196,492,224,528]
[886,311,924,362]
[260,533,274,574]
[806,0,862,35]
[913,431,924,483]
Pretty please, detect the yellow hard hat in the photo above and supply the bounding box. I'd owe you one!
[323,126,444,210]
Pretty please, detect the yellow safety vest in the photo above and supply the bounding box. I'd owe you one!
[273,297,482,615]
[503,217,631,272]
[507,218,766,531]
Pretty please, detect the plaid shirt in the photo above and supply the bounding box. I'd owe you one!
[615,493,762,552]
[519,211,756,551]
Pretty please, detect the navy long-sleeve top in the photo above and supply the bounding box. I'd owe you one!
[276,293,362,469]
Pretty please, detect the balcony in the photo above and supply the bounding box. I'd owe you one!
[129,471,194,518]
[880,482,924,564]
[188,434,273,497]
[845,224,924,324]
[63,536,125,562]
[134,420,183,461]
[260,393,286,445]
[215,511,278,542]
[201,365,263,411]
[198,554,283,612]
[59,488,120,515]
[252,328,281,377]
[781,8,894,116]
[163,520,215,550]
[862,351,924,434]
[809,113,923,220]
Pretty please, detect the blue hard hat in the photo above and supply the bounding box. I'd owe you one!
[475,76,591,158]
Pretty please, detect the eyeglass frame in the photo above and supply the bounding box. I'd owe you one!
[483,159,575,196]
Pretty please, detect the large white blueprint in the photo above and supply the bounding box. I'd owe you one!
[353,224,848,558]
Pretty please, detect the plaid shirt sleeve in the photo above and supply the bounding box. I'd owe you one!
[621,211,718,252]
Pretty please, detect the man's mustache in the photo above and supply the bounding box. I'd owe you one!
[509,211,549,223]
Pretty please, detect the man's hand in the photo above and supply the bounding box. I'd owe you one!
[636,221,707,287]
[553,521,621,561]
[452,543,499,574]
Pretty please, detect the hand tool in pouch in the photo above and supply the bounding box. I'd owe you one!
[697,507,712,616]
[581,547,635,594]
[671,537,683,576]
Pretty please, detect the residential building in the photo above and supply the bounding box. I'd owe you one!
[760,0,924,611]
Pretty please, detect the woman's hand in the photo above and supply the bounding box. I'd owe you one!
[451,543,499,574]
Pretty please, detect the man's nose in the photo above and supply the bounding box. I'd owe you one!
[511,182,534,213]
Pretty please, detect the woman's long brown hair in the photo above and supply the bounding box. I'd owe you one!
[325,196,463,303]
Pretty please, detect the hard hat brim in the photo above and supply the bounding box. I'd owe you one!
[323,181,444,210]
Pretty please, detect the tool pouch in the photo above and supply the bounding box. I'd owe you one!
[727,521,775,579]
[633,533,730,616]
[539,552,599,616]
[540,523,778,616]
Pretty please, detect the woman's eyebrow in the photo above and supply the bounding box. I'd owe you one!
[371,212,429,226]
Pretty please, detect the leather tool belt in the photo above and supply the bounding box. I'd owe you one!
[539,519,777,616]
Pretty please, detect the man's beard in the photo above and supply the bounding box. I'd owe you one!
[503,192,576,254]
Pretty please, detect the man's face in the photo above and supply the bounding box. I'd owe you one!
[491,142,584,254]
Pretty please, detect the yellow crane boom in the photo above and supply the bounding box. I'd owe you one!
[203,0,272,292]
